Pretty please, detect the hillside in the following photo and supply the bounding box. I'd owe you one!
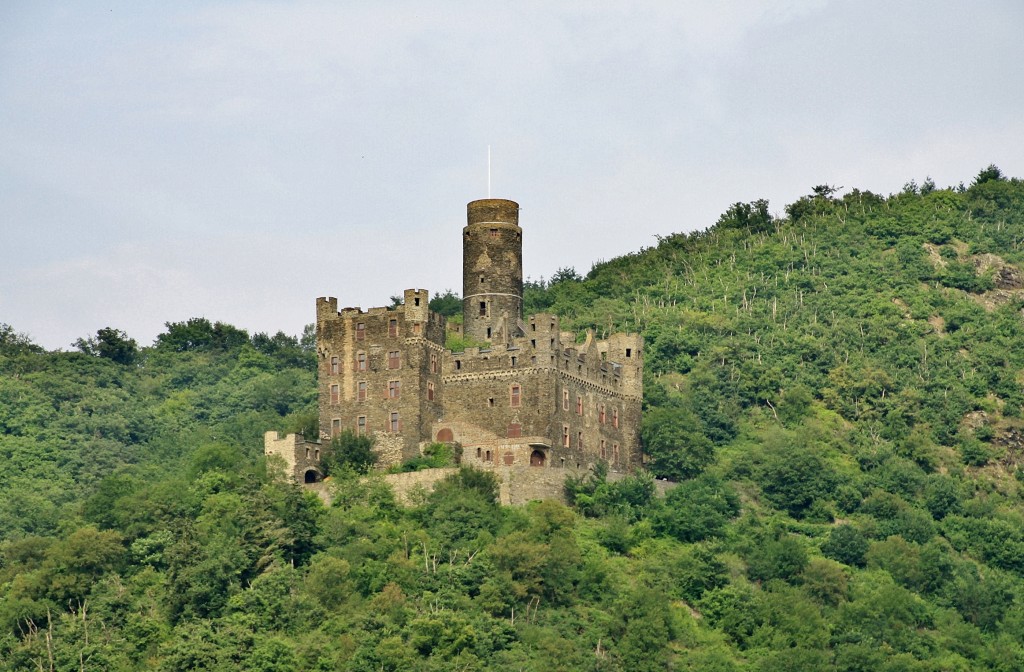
[2,167,1024,670]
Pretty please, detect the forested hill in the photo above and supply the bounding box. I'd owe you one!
[2,167,1024,671]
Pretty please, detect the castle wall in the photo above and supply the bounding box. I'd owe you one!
[264,431,323,483]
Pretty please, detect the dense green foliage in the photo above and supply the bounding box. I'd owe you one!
[3,167,1024,670]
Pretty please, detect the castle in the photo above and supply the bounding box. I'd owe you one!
[266,198,643,498]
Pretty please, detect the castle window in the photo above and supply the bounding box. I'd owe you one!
[479,301,487,316]
[430,352,438,373]
[489,228,499,238]
[332,419,341,437]
[562,389,569,411]
[612,408,619,428]
[330,384,339,404]
[488,398,495,408]
[480,275,484,285]
[576,395,583,416]
[414,296,420,306]
[455,360,461,370]
[357,381,367,401]
[357,416,366,435]
[390,412,400,433]
[531,355,537,364]
[599,403,606,424]
[388,380,401,399]
[413,322,421,335]
[510,384,521,407]
[357,351,367,371]
[477,447,482,458]
[315,449,320,460]
[577,432,583,450]
[486,450,493,461]
[531,323,536,332]
[356,322,365,340]
[388,351,400,369]
[612,443,620,463]
[427,381,435,401]
[389,319,398,337]
[507,423,521,438]
[626,348,632,358]
[562,425,570,447]
[531,339,536,348]
[486,327,492,339]
[330,356,339,374]
[600,439,606,459]
[306,447,310,459]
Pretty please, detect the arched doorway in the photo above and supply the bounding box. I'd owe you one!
[530,450,546,467]
[304,469,321,484]
[437,428,454,442]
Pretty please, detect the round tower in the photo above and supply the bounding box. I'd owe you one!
[462,198,523,344]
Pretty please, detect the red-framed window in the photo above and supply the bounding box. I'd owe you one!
[390,412,400,433]
[329,384,339,404]
[388,380,400,399]
[612,408,619,428]
[357,381,367,401]
[510,384,521,407]
[389,319,398,337]
[355,322,365,340]
[427,381,435,401]
[388,351,400,369]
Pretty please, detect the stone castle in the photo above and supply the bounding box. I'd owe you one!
[266,198,643,499]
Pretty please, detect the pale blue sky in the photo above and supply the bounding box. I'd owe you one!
[2,1,1023,349]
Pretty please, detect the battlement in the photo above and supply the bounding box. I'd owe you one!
[467,198,520,227]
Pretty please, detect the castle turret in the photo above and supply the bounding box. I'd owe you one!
[462,199,523,344]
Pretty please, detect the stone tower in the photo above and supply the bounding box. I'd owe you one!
[461,199,523,344]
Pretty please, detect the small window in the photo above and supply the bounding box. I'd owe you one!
[510,384,521,407]
[511,356,517,366]
[332,419,340,437]
[388,380,400,399]
[388,351,400,369]
[357,351,367,371]
[599,403,606,424]
[389,319,398,337]
[562,389,569,411]
[414,297,420,306]
[455,360,461,370]
[357,416,366,435]
[476,447,482,458]
[330,384,339,404]
[486,327,492,339]
[531,323,536,332]
[562,425,570,448]
[413,322,421,335]
[577,431,583,450]
[612,408,619,428]
[390,412,400,433]
[355,322,365,340]
[600,439,607,459]
[530,339,536,347]
[488,398,495,408]
[430,352,438,373]
[625,348,632,357]
[314,449,320,460]
[427,381,435,401]
[305,447,310,459]
[612,443,620,463]
[330,356,339,374]
[480,275,485,285]
[357,381,367,401]
[576,395,583,416]
[486,450,493,461]
[479,301,487,316]
[489,228,499,238]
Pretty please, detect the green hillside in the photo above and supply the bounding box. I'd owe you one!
[2,167,1024,670]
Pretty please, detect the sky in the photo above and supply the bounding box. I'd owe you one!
[2,1,1023,350]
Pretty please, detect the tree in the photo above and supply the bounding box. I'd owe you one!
[641,405,715,480]
[428,289,462,317]
[74,327,138,364]
[321,431,376,475]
